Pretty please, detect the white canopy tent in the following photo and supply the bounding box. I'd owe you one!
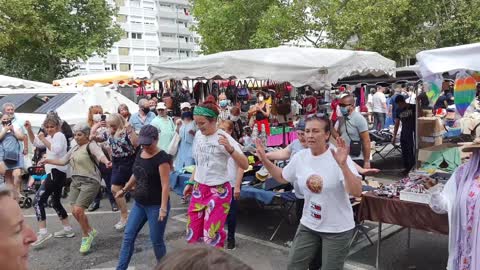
[416,42,480,78]
[0,75,51,89]
[149,46,396,88]
[0,86,138,128]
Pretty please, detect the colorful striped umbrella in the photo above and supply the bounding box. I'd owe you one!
[454,75,477,117]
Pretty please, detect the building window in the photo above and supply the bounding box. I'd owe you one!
[117,15,127,23]
[159,3,172,8]
[131,32,143,39]
[119,47,130,56]
[111,64,117,70]
[130,0,140,7]
[122,31,128,39]
[119,64,131,71]
[161,33,176,38]
[115,0,125,7]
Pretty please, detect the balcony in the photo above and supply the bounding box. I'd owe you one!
[133,56,146,63]
[115,39,130,47]
[158,0,189,6]
[118,56,133,63]
[144,40,159,48]
[130,39,145,47]
[143,23,158,32]
[159,40,179,49]
[143,8,156,17]
[106,55,119,63]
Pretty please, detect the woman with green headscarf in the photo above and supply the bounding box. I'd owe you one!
[183,100,248,249]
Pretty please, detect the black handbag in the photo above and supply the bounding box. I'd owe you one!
[344,119,362,157]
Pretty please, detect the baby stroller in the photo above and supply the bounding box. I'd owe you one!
[19,165,47,208]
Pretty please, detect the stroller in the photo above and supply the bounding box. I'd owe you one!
[19,165,47,208]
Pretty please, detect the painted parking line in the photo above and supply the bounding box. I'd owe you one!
[23,207,188,218]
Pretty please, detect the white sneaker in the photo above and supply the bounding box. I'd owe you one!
[53,229,75,238]
[32,233,53,247]
[114,221,127,231]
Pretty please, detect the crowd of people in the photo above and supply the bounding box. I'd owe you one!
[0,82,471,270]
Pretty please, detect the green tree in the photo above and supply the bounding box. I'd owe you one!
[0,0,123,83]
[193,0,480,62]
[191,0,277,54]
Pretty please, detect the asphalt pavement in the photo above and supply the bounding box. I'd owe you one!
[23,148,449,270]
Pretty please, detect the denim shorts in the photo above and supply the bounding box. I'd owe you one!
[111,156,134,186]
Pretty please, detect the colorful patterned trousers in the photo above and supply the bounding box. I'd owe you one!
[186,181,232,248]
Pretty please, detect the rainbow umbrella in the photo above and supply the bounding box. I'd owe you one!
[454,75,477,117]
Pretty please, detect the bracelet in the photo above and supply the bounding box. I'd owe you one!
[160,208,168,213]
[184,181,195,185]
[228,148,235,155]
[121,188,127,193]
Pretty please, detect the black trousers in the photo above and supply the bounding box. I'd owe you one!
[400,131,415,171]
[34,169,68,221]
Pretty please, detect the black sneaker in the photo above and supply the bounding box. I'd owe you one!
[227,239,236,250]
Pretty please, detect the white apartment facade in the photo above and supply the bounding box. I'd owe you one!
[77,0,201,75]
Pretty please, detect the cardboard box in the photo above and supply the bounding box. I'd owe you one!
[418,117,445,137]
[418,136,443,149]
[418,143,457,162]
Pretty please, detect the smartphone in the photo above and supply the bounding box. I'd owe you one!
[101,114,106,121]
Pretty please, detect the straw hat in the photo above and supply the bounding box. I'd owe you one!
[462,138,480,152]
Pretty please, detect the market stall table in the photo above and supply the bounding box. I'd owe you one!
[358,192,449,269]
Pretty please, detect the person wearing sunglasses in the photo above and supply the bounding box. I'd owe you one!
[333,94,371,169]
[256,114,362,270]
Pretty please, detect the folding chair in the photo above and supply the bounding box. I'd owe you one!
[269,191,296,241]
[348,202,374,248]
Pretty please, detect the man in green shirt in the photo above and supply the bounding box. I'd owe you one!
[151,102,175,151]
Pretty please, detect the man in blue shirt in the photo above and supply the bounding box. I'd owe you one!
[129,99,156,133]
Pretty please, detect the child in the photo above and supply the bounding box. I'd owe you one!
[240,127,253,147]
[27,152,47,190]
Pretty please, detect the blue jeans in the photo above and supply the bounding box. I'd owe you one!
[117,201,170,270]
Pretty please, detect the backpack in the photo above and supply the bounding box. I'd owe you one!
[2,132,20,164]
[85,142,110,172]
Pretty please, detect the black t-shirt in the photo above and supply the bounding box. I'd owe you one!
[396,104,416,136]
[132,150,171,205]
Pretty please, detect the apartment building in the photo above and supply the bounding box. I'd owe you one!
[77,0,200,75]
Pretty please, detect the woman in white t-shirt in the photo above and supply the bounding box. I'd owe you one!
[256,114,362,270]
[24,115,74,248]
[183,101,248,248]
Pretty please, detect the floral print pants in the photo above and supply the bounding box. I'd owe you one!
[186,181,232,248]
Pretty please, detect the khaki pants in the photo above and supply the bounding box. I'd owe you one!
[288,224,354,270]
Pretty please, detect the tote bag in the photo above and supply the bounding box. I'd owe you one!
[167,132,181,156]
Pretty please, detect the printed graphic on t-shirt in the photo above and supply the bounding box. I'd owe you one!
[195,143,218,167]
[309,201,322,220]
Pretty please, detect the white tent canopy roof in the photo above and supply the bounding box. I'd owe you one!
[0,75,51,89]
[0,86,138,128]
[416,43,480,78]
[149,46,396,88]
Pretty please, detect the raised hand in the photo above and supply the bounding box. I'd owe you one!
[255,138,267,162]
[331,137,349,167]
[218,133,233,153]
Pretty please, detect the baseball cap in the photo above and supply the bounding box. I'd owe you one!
[156,102,167,110]
[180,102,191,110]
[138,125,158,145]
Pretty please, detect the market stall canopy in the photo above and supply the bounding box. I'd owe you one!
[0,86,138,128]
[148,46,396,88]
[416,43,480,78]
[0,75,51,89]
[53,71,150,87]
